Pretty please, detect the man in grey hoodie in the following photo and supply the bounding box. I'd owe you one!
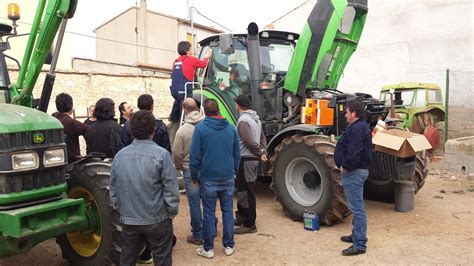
[172,98,204,245]
[234,95,267,235]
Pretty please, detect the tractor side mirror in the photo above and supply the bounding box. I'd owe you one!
[219,33,234,54]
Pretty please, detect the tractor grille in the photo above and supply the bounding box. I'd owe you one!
[369,151,416,181]
[0,129,64,150]
[0,167,66,194]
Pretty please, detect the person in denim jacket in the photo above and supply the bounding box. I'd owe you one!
[110,110,179,265]
[334,101,372,256]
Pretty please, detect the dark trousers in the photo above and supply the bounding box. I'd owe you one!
[236,158,258,227]
[120,219,174,266]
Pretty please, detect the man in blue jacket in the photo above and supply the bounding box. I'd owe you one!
[334,101,372,256]
[110,111,179,265]
[190,99,240,259]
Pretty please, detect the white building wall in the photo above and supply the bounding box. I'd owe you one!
[95,9,138,65]
[268,0,473,96]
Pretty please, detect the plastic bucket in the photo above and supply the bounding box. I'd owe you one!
[394,180,415,212]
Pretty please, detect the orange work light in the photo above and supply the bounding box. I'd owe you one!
[7,3,20,21]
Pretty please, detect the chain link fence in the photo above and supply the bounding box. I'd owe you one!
[445,70,474,140]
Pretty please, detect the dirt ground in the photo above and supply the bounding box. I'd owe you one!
[1,166,473,265]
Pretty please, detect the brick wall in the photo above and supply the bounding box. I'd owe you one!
[9,69,174,120]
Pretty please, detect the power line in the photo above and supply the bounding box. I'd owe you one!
[189,6,233,32]
[67,31,176,54]
[0,16,178,54]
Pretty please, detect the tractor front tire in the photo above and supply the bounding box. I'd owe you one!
[57,158,121,266]
[270,134,350,225]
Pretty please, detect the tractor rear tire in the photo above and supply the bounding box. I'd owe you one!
[270,134,350,225]
[57,158,121,266]
[413,152,429,192]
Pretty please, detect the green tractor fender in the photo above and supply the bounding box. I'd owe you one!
[410,107,445,151]
[410,106,445,133]
[192,88,239,126]
[266,124,324,156]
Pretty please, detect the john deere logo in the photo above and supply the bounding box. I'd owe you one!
[33,133,44,144]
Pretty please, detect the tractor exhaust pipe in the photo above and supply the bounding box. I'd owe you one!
[246,22,264,117]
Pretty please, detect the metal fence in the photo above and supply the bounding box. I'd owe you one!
[445,70,474,140]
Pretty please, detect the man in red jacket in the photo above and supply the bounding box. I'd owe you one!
[168,41,211,145]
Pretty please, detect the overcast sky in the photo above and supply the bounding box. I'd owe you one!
[66,0,306,59]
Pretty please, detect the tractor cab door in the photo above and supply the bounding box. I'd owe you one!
[197,39,251,122]
[206,40,251,98]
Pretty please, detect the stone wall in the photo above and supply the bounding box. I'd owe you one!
[8,69,173,121]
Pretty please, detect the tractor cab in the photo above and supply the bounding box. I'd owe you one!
[196,31,298,125]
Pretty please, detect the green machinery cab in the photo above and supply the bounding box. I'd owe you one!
[380,82,445,150]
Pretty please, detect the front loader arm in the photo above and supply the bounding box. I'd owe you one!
[10,0,76,107]
[284,0,368,96]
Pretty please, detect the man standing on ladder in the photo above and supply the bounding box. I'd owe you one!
[168,41,211,146]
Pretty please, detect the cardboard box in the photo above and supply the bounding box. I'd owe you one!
[372,129,432,158]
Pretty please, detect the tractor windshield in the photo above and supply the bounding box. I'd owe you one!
[260,41,294,74]
[380,90,415,107]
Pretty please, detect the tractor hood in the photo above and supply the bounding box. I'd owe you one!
[284,0,368,96]
[0,103,63,134]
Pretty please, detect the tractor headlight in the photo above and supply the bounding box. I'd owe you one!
[12,152,39,170]
[43,149,65,167]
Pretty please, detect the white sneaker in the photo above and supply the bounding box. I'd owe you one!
[196,247,215,259]
[224,246,235,256]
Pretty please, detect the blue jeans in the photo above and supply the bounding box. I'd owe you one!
[183,169,203,240]
[201,179,235,251]
[342,168,369,250]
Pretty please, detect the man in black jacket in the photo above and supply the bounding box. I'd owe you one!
[334,101,372,256]
[121,94,171,153]
[85,98,122,158]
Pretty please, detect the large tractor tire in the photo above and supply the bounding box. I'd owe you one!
[57,158,121,265]
[413,152,429,191]
[365,152,429,201]
[269,134,350,225]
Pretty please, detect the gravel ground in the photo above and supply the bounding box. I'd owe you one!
[1,167,473,265]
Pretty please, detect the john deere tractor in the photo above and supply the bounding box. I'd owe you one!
[1,1,120,264]
[190,0,429,224]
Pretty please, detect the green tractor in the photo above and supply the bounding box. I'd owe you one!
[0,1,121,264]
[189,0,429,223]
[379,82,445,152]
